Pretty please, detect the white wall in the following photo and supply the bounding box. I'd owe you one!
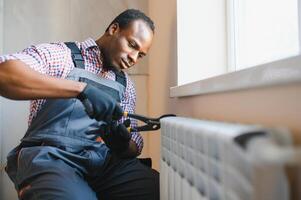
[0,1,149,199]
[148,0,178,170]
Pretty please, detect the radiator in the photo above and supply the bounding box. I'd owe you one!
[160,117,300,200]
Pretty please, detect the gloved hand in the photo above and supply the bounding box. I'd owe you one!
[100,121,131,154]
[77,84,124,122]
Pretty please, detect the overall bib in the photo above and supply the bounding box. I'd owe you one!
[5,43,159,200]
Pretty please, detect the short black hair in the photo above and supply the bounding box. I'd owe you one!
[105,9,155,33]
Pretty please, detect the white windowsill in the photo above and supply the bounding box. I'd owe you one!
[170,55,301,97]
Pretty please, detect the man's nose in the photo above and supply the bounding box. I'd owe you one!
[128,51,139,65]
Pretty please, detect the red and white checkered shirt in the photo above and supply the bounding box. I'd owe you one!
[0,38,143,154]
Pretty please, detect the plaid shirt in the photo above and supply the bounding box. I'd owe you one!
[0,38,143,154]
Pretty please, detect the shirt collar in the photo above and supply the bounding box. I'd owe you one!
[80,38,123,75]
[80,38,106,70]
[81,38,98,50]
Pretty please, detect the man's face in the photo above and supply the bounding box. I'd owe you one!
[103,20,154,71]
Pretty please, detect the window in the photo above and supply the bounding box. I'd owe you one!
[177,0,227,85]
[176,0,300,86]
[232,0,299,70]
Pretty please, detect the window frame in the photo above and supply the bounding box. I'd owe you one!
[170,54,301,97]
[171,0,301,98]
[227,0,237,72]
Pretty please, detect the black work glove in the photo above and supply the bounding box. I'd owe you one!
[77,84,124,122]
[100,121,131,154]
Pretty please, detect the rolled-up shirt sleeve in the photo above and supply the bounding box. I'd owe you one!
[120,75,144,155]
[0,43,73,125]
[0,43,70,78]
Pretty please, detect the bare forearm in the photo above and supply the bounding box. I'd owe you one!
[0,60,86,100]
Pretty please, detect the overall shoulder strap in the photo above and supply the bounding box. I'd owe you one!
[65,42,85,69]
[65,41,127,88]
[114,70,127,88]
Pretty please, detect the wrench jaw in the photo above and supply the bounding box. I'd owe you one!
[125,113,176,132]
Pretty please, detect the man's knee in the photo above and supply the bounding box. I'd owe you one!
[96,159,160,200]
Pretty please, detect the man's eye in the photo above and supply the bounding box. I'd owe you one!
[129,42,135,48]
[138,54,144,59]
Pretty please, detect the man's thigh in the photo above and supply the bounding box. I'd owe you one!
[16,146,97,200]
[90,156,159,200]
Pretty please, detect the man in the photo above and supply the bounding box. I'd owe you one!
[0,9,158,200]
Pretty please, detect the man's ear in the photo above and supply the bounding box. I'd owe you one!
[108,23,119,35]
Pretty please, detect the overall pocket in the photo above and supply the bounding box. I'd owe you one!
[5,146,22,185]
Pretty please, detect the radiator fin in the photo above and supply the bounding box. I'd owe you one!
[160,117,293,200]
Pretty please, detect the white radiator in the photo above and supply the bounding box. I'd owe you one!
[160,117,300,200]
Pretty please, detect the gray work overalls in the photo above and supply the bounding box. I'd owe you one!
[5,43,158,200]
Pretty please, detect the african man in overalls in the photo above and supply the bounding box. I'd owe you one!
[0,9,159,200]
